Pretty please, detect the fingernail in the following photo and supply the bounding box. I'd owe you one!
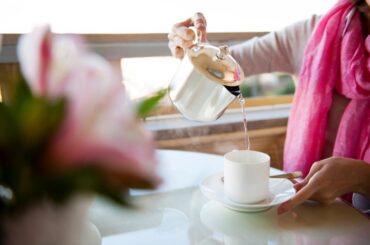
[195,22,205,28]
[277,205,289,215]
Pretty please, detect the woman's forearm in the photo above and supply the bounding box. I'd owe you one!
[230,15,320,77]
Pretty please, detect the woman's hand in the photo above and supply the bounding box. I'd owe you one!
[277,157,370,214]
[168,12,207,59]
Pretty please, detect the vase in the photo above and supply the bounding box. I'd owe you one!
[1,195,101,245]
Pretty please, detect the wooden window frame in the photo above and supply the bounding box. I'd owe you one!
[1,32,293,110]
[0,32,292,164]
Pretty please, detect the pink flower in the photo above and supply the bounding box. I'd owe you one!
[17,26,160,188]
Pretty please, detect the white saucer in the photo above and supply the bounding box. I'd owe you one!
[200,172,295,212]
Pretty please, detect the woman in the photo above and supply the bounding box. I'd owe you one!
[168,0,370,215]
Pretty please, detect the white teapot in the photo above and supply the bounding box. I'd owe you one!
[169,28,245,122]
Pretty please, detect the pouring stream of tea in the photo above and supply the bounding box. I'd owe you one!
[238,94,250,150]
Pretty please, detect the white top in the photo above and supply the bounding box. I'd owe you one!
[230,15,321,76]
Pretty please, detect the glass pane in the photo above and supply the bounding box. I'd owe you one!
[121,56,295,102]
[1,0,337,33]
[121,56,179,100]
[241,73,296,98]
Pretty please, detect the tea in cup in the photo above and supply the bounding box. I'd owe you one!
[224,150,270,204]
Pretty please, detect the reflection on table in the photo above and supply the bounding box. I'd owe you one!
[89,150,370,245]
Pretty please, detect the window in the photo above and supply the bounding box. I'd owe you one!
[0,0,337,161]
[1,0,336,99]
[1,0,336,33]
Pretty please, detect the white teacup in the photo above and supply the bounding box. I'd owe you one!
[224,150,270,204]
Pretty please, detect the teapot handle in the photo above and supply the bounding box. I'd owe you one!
[189,26,202,47]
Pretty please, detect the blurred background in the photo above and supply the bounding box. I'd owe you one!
[0,0,336,99]
[0,0,337,168]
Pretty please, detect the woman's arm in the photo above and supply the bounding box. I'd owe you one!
[230,15,321,77]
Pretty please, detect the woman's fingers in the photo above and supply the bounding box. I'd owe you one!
[168,34,197,59]
[172,35,196,49]
[293,181,306,192]
[277,157,370,215]
[277,181,317,215]
[277,164,327,215]
[192,12,207,42]
[168,41,184,59]
[192,12,207,28]
[168,13,208,59]
[172,24,196,40]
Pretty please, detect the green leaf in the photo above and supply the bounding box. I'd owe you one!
[136,89,167,118]
[6,76,33,107]
[15,96,66,155]
[0,75,137,213]
[0,104,16,149]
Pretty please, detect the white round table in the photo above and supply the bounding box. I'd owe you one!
[89,150,370,245]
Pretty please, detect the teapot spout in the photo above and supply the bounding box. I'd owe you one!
[224,85,241,96]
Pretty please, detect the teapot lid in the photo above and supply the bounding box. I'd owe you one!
[187,29,244,87]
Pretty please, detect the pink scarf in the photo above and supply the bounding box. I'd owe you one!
[284,0,370,176]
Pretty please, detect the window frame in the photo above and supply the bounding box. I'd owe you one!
[1,32,268,61]
[0,32,293,115]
